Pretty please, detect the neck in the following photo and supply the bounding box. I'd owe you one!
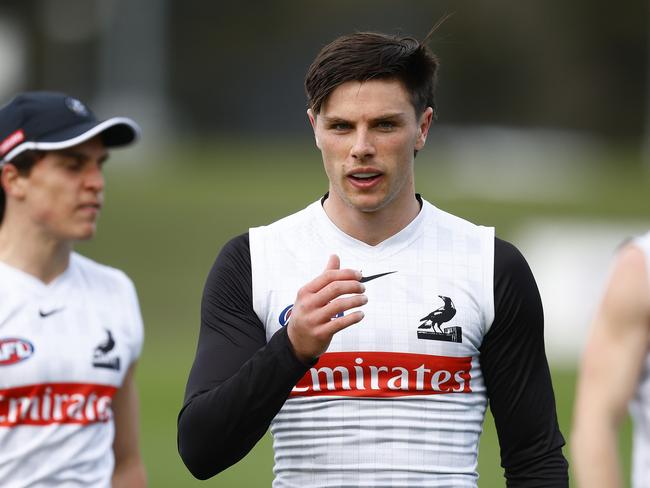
[0,216,72,284]
[323,192,421,246]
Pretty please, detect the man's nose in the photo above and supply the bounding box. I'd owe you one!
[350,128,376,160]
[84,162,104,192]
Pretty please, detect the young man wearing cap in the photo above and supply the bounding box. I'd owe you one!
[178,32,568,486]
[0,92,146,487]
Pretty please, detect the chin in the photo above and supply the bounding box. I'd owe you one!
[72,226,98,241]
[346,194,390,213]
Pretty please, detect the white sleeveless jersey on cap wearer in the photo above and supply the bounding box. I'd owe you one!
[0,252,144,488]
[630,231,650,488]
[250,199,494,488]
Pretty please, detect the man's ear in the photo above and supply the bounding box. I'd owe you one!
[415,106,434,151]
[307,108,320,148]
[1,164,28,199]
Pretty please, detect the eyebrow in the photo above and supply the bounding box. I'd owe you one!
[60,149,110,164]
[321,112,407,124]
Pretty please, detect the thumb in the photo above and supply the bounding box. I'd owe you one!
[325,254,340,271]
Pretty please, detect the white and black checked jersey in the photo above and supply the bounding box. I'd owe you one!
[178,196,568,486]
[0,253,143,488]
[630,231,650,488]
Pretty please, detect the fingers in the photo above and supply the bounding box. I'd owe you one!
[291,282,365,328]
[286,255,368,362]
[314,292,368,323]
[302,255,361,294]
[325,254,340,271]
[326,310,365,334]
[312,279,365,307]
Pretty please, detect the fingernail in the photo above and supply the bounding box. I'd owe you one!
[361,295,368,304]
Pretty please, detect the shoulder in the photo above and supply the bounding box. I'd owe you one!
[624,239,650,272]
[494,237,531,275]
[490,237,542,330]
[248,202,321,266]
[250,201,320,238]
[71,252,136,293]
[632,231,650,264]
[601,242,650,321]
[422,199,494,238]
[492,237,541,312]
[206,232,252,289]
[71,254,143,356]
[219,233,250,260]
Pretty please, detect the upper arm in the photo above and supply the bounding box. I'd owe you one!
[575,244,650,423]
[183,233,267,403]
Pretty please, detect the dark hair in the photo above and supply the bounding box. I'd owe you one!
[0,150,44,224]
[305,31,440,117]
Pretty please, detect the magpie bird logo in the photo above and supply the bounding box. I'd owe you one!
[92,329,121,371]
[417,295,462,343]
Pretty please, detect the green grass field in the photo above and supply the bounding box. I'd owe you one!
[77,141,647,486]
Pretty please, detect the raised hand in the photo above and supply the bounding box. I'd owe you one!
[286,255,367,363]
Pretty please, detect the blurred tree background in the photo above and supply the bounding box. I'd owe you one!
[0,1,648,486]
[0,0,647,141]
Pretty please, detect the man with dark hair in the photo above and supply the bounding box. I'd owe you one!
[0,91,146,487]
[178,31,569,486]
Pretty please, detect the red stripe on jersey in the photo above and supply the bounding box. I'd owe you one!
[291,351,472,398]
[0,383,117,427]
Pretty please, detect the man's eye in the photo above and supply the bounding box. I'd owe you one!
[377,121,394,130]
[63,158,85,171]
[330,123,351,131]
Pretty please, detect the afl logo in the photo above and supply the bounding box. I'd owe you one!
[279,304,293,326]
[0,338,35,366]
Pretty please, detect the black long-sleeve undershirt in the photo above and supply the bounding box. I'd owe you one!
[177,233,568,485]
[479,239,568,486]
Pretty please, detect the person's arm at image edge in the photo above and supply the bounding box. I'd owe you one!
[572,244,650,488]
[112,362,147,488]
[480,238,569,487]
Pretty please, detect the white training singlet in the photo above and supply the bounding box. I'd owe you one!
[250,199,495,488]
[0,252,144,488]
[630,231,650,488]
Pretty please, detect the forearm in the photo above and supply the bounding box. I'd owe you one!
[571,352,628,488]
[112,457,147,488]
[496,392,569,488]
[178,327,310,480]
[503,450,569,487]
[572,417,622,488]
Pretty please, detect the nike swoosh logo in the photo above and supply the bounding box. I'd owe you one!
[359,271,397,283]
[39,308,65,318]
